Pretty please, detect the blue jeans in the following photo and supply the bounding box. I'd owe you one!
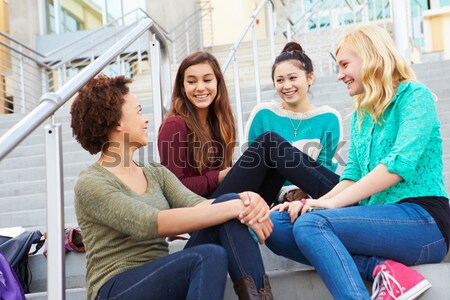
[267,203,447,300]
[96,244,227,300]
[185,193,267,289]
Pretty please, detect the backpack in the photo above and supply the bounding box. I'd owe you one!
[0,231,44,294]
[0,251,25,300]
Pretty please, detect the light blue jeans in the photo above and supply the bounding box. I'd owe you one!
[266,203,447,300]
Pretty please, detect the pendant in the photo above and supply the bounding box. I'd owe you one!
[294,130,297,137]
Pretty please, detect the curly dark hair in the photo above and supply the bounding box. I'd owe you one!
[70,74,132,154]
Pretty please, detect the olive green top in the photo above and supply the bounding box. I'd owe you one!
[74,162,204,299]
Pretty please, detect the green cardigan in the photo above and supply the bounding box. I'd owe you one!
[341,81,448,205]
[74,162,204,299]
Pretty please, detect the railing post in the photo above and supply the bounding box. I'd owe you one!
[150,36,162,163]
[198,9,204,51]
[185,22,190,58]
[208,1,214,48]
[252,24,261,105]
[45,122,66,300]
[171,31,177,64]
[391,0,411,62]
[233,57,244,155]
[41,69,48,94]
[286,24,292,41]
[54,0,62,34]
[137,36,143,74]
[18,45,26,113]
[266,1,276,62]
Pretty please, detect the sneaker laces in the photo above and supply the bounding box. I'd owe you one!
[371,267,404,300]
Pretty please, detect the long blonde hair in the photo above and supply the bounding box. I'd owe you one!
[336,25,416,124]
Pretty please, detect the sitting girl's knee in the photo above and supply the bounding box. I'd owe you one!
[293,213,328,240]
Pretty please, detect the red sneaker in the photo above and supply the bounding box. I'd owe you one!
[371,260,431,300]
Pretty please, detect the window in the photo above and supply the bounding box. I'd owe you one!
[48,2,84,33]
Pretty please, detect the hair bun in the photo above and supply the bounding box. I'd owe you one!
[281,42,304,54]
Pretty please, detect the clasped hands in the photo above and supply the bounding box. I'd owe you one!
[237,191,273,245]
[272,195,337,223]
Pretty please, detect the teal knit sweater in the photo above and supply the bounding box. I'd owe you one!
[341,81,448,205]
[245,101,342,171]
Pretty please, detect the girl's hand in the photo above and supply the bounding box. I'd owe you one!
[238,191,270,225]
[249,218,273,244]
[271,200,305,223]
[270,201,292,212]
[300,198,339,215]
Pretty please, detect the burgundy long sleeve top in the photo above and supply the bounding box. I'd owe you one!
[158,115,220,197]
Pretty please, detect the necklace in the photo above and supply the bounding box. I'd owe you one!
[288,113,302,137]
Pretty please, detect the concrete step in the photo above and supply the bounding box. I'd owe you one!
[0,191,74,213]
[0,176,77,197]
[25,288,86,300]
[0,206,77,228]
[24,241,450,300]
[25,261,450,300]
[0,162,92,184]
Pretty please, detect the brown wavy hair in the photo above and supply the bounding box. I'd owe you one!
[168,51,236,175]
[71,74,132,154]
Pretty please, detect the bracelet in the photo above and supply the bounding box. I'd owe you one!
[300,198,307,206]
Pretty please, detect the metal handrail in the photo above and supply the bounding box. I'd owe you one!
[220,0,275,153]
[288,0,323,36]
[0,16,170,300]
[0,16,168,160]
[45,23,134,69]
[0,9,149,68]
[0,4,208,112]
[221,0,274,73]
[0,32,46,58]
[44,8,168,58]
[0,40,50,68]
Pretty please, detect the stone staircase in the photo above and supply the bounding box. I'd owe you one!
[1,48,450,299]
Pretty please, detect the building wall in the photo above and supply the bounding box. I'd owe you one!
[62,0,102,30]
[210,0,267,46]
[8,0,40,48]
[423,6,450,59]
[146,0,198,31]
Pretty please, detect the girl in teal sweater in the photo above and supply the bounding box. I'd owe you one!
[245,42,342,202]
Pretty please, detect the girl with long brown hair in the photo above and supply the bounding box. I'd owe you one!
[159,51,235,197]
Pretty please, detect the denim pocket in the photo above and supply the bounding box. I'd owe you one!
[414,238,447,265]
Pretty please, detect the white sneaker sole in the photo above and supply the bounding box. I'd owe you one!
[396,280,432,300]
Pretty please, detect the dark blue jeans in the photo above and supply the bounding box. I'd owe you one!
[96,244,227,300]
[211,131,340,204]
[185,193,267,289]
